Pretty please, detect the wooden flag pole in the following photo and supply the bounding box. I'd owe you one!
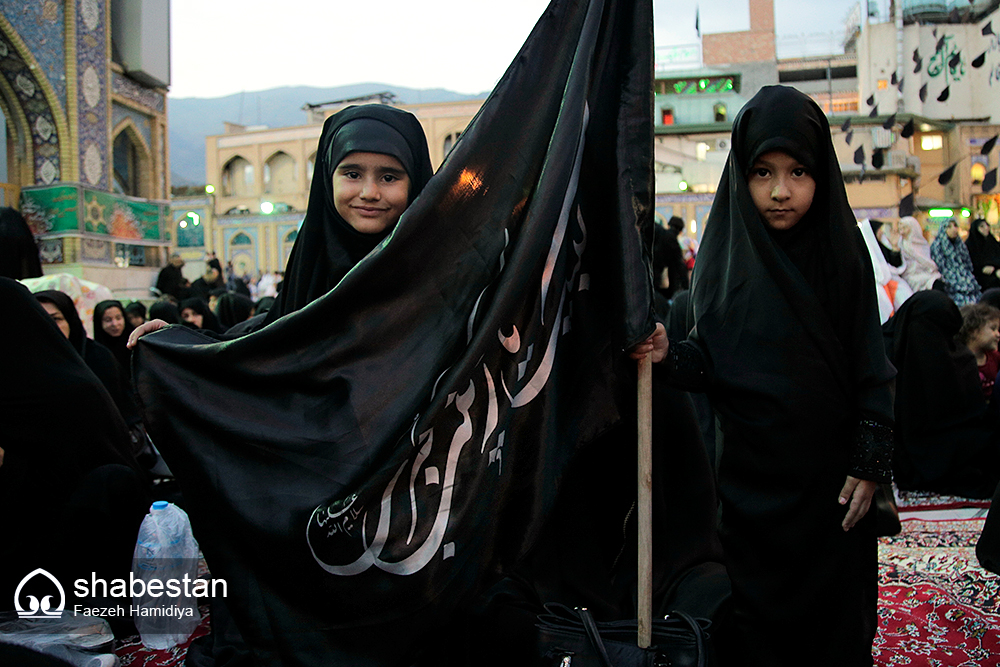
[637,351,653,648]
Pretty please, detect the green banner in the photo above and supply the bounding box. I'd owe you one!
[21,185,164,241]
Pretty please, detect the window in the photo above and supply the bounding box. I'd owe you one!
[113,131,141,196]
[231,232,252,246]
[222,156,254,197]
[713,103,727,123]
[661,108,675,125]
[264,151,295,194]
[921,135,943,151]
[443,132,462,157]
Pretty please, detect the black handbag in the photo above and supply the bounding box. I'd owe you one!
[536,602,709,667]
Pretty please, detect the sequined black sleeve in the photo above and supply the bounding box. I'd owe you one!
[660,338,711,393]
[848,419,893,483]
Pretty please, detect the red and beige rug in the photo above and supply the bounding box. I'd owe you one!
[875,518,1000,666]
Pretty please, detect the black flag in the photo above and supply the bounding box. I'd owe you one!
[984,168,998,193]
[938,86,951,102]
[900,193,916,217]
[854,146,866,165]
[920,83,929,102]
[974,51,987,68]
[133,0,656,664]
[939,163,957,185]
[984,20,995,36]
[983,135,998,155]
[866,94,875,106]
[891,71,898,85]
[901,118,915,138]
[841,117,852,133]
[949,51,962,70]
[846,130,854,145]
[883,113,897,130]
[872,148,885,170]
[869,105,879,118]
[914,57,923,74]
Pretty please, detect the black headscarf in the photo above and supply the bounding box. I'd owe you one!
[0,207,42,280]
[215,292,254,330]
[691,85,893,422]
[149,299,183,324]
[93,300,135,377]
[35,290,140,427]
[262,105,433,325]
[965,218,1000,291]
[180,296,225,334]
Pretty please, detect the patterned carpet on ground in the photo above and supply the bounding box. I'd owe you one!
[875,517,1000,666]
[896,489,992,512]
[113,504,1000,666]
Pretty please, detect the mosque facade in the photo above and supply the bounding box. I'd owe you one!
[1,0,171,299]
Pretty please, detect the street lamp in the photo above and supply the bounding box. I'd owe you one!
[261,201,274,214]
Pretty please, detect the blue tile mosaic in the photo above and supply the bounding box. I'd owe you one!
[0,31,61,183]
[112,71,165,114]
[112,101,153,149]
[76,0,108,190]
[4,1,68,112]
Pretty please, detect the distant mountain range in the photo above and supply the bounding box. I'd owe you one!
[168,83,486,186]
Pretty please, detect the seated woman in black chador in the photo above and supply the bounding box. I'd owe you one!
[130,104,434,344]
[965,217,1000,292]
[884,291,1000,499]
[634,85,894,665]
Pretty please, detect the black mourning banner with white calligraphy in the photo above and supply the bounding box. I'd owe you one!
[133,0,654,664]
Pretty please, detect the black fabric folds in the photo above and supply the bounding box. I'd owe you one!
[262,105,435,325]
[0,278,140,604]
[686,85,894,665]
[133,0,655,664]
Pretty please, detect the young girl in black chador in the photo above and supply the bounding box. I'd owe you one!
[130,104,433,341]
[635,85,894,665]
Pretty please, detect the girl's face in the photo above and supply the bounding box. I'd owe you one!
[101,306,126,338]
[332,152,411,234]
[127,312,145,328]
[747,151,816,231]
[946,220,960,239]
[42,302,71,339]
[181,307,203,329]
[972,318,1000,354]
[979,221,991,237]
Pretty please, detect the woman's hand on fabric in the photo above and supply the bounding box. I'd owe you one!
[838,476,876,531]
[127,319,169,348]
[629,323,668,364]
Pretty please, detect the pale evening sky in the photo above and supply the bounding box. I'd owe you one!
[169,0,876,99]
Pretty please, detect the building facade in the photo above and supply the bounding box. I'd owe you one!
[1,0,172,298]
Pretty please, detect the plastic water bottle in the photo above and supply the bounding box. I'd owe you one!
[131,501,201,649]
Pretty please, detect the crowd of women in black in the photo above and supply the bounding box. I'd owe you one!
[4,86,1000,666]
